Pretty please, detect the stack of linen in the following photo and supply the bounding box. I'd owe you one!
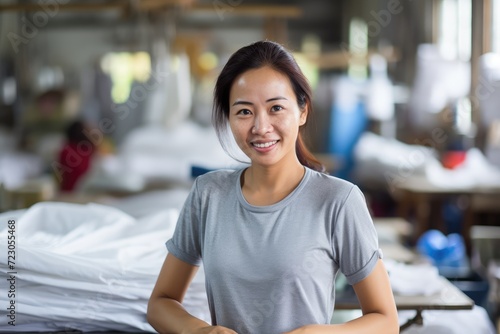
[0,202,210,332]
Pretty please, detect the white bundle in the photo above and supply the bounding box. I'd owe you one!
[0,202,210,332]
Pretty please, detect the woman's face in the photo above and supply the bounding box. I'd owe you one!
[228,66,307,168]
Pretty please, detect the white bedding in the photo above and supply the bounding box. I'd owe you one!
[0,201,209,332]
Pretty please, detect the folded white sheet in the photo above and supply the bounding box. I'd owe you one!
[0,202,210,332]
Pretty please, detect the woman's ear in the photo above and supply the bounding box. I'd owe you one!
[299,105,308,126]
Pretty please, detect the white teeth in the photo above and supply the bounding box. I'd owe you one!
[253,141,277,148]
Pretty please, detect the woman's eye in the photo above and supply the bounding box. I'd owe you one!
[237,109,251,115]
[271,105,283,112]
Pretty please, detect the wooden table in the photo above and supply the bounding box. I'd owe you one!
[393,175,500,254]
[335,276,474,331]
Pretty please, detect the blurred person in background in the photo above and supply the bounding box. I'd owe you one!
[57,120,95,192]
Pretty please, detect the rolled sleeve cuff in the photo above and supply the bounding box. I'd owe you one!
[345,248,382,285]
[166,239,201,266]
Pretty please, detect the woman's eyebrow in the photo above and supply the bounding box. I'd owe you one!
[266,96,288,102]
[232,100,253,106]
[231,96,288,107]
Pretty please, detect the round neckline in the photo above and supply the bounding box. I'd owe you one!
[235,167,311,213]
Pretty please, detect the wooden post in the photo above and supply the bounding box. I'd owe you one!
[471,0,492,150]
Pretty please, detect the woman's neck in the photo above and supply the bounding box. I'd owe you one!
[241,161,305,206]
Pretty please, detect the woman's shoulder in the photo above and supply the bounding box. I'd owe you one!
[306,168,359,199]
[193,167,243,190]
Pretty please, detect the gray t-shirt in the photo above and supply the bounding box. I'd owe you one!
[166,167,381,334]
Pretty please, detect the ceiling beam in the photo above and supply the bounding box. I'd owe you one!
[138,0,195,11]
[187,4,302,18]
[0,1,128,12]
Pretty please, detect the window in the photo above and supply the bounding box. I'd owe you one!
[493,0,500,53]
[100,52,151,104]
[438,0,472,61]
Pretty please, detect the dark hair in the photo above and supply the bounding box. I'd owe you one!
[212,40,325,172]
[65,120,93,145]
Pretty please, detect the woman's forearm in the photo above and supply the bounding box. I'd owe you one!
[147,296,210,334]
[336,312,399,334]
[285,312,399,334]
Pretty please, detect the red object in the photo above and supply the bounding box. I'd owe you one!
[442,151,466,169]
[57,142,94,191]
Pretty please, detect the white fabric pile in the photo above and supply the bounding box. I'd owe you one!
[352,131,436,189]
[353,132,500,190]
[0,152,44,189]
[384,260,445,296]
[0,202,210,332]
[424,148,500,189]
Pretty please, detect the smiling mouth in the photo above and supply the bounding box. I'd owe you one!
[252,140,278,148]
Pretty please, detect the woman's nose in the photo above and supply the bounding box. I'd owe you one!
[252,113,273,135]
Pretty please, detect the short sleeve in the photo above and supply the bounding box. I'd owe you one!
[332,186,381,285]
[166,179,203,266]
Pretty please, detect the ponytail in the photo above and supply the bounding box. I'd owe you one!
[296,132,325,173]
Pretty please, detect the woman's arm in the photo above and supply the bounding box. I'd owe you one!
[284,259,399,334]
[147,253,237,334]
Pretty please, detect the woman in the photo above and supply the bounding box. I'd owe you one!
[147,40,399,334]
